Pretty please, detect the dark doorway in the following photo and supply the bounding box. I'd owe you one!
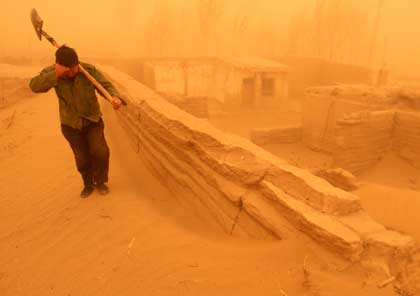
[242,78,255,106]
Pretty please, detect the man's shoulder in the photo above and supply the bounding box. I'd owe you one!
[41,64,55,73]
[80,62,97,73]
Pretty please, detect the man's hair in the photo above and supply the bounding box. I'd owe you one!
[55,45,79,67]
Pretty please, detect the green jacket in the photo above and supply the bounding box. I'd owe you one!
[30,63,122,129]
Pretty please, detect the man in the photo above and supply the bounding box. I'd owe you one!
[30,45,123,198]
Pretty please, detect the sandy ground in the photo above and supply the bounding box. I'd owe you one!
[209,105,301,139]
[355,154,420,242]
[357,184,420,242]
[0,86,399,295]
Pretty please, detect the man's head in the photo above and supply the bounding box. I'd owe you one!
[55,45,79,78]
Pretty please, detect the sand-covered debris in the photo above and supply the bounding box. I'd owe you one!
[313,168,360,191]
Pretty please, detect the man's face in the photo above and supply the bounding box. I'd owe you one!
[65,65,79,78]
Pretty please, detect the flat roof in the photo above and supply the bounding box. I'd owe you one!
[222,57,289,72]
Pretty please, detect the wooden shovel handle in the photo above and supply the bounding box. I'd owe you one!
[79,65,112,103]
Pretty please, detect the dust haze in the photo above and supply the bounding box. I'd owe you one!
[2,1,420,296]
[1,0,420,77]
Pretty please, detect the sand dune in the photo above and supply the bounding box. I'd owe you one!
[0,87,399,295]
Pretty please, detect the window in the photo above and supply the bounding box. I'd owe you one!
[262,78,275,96]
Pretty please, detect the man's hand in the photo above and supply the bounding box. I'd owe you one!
[55,63,70,78]
[111,97,122,110]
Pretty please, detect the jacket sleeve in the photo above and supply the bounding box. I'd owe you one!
[29,66,57,93]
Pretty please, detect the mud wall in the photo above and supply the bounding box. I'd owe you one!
[333,111,395,174]
[304,105,420,174]
[158,93,209,119]
[303,88,420,173]
[302,94,371,153]
[250,126,301,145]
[394,111,420,168]
[302,87,420,174]
[101,65,413,264]
[302,94,336,152]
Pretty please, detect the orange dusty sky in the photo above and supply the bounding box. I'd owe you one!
[0,0,419,77]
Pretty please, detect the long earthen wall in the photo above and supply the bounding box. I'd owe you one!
[100,65,414,268]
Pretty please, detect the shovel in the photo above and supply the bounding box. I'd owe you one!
[30,8,127,106]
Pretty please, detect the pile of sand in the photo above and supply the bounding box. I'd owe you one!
[0,63,40,79]
[0,63,40,109]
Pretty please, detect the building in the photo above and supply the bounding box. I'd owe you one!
[215,57,289,107]
[105,57,290,108]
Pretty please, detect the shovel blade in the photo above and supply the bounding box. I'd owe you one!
[30,8,43,41]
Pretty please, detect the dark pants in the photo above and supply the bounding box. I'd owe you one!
[61,118,110,187]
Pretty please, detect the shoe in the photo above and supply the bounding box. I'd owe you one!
[96,183,110,195]
[80,186,94,198]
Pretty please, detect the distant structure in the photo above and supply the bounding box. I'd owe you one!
[216,57,289,107]
[111,57,290,109]
[302,84,420,174]
[275,57,373,97]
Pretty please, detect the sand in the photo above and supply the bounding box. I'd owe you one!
[0,63,40,79]
[209,105,302,139]
[0,76,400,295]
